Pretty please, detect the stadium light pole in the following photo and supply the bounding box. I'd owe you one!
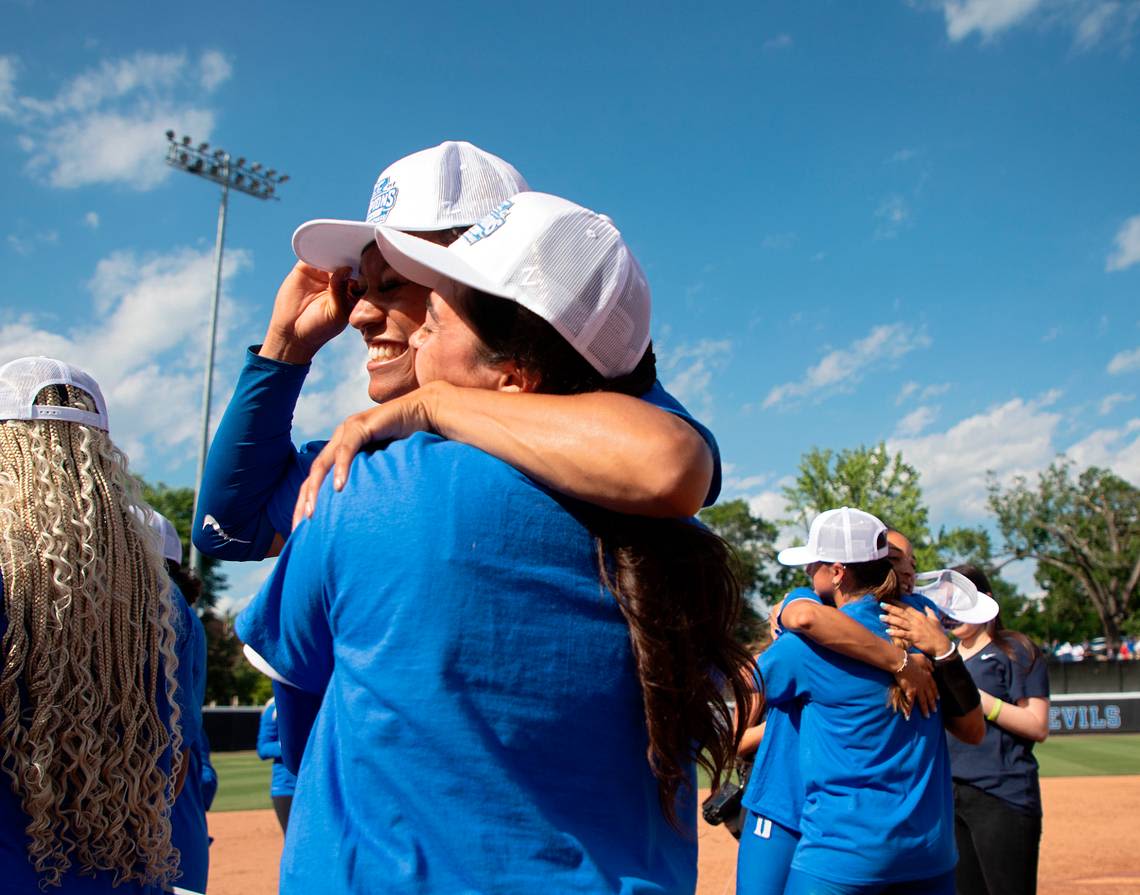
[165,131,290,575]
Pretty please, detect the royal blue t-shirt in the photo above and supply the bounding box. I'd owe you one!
[759,595,956,885]
[739,587,821,832]
[193,348,722,562]
[236,433,696,894]
[948,640,1049,816]
[0,574,190,894]
[170,584,211,893]
[257,701,298,797]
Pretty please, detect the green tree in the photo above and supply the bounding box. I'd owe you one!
[699,499,796,646]
[989,462,1140,649]
[139,479,270,704]
[782,444,940,567]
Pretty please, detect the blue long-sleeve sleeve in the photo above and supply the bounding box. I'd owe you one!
[192,347,321,561]
[271,680,322,777]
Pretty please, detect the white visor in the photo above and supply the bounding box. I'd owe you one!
[915,569,1000,624]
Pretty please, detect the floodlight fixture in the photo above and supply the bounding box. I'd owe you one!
[163,130,288,573]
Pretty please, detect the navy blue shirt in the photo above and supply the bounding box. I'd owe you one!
[948,640,1049,815]
[193,348,723,562]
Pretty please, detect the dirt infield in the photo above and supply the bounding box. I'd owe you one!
[206,776,1140,894]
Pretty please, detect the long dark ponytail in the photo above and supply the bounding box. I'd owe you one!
[457,287,758,826]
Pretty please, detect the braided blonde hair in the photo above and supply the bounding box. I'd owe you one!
[0,383,181,888]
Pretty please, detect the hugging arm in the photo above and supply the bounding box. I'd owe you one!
[294,379,717,528]
[779,598,937,718]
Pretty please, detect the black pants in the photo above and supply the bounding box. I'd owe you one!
[954,782,1041,895]
[272,794,293,834]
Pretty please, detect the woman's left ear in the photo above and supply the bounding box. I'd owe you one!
[495,362,540,394]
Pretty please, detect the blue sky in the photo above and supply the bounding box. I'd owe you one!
[2,0,1139,604]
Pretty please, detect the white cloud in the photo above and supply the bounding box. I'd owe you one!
[1106,215,1140,272]
[764,323,930,409]
[889,391,1063,518]
[84,211,100,229]
[292,333,373,441]
[660,338,733,420]
[932,0,1140,49]
[874,194,911,239]
[888,148,918,163]
[0,55,16,117]
[0,244,251,465]
[6,229,57,255]
[1041,325,1061,342]
[763,34,793,50]
[1100,392,1135,415]
[1065,418,1140,483]
[896,404,939,436]
[1108,345,1140,375]
[761,232,796,250]
[0,49,232,190]
[896,381,920,405]
[198,50,233,91]
[897,380,951,404]
[942,0,1043,42]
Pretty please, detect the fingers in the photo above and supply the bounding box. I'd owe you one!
[329,266,358,318]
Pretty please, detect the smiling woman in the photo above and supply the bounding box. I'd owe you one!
[236,191,754,894]
[192,141,721,567]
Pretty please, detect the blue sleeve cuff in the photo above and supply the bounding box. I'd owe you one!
[639,379,722,506]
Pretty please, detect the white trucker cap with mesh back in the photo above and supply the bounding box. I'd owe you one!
[292,140,529,274]
[132,506,184,565]
[777,506,890,566]
[374,191,652,378]
[0,356,109,431]
[916,569,1000,624]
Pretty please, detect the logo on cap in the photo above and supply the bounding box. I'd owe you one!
[462,200,514,245]
[367,177,399,223]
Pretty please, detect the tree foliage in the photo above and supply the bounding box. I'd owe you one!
[699,499,795,647]
[989,462,1140,648]
[782,443,983,572]
[139,479,269,704]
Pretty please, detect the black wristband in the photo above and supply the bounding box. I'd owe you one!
[932,654,981,718]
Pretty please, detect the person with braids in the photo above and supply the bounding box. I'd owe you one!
[882,564,1049,895]
[237,192,754,894]
[0,357,189,893]
[741,508,983,895]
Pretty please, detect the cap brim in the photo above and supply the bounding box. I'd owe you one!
[374,226,515,302]
[776,545,823,566]
[292,219,379,273]
[944,592,1000,624]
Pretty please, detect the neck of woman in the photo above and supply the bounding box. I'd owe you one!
[958,628,992,658]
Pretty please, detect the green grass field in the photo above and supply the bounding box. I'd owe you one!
[209,735,1140,813]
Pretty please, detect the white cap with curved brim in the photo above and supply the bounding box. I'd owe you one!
[916,569,999,624]
[776,506,889,566]
[373,191,652,379]
[0,356,108,431]
[132,506,183,565]
[292,140,529,274]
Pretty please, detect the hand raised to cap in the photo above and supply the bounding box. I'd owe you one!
[260,262,360,366]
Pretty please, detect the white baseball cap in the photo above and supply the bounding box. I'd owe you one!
[0,356,109,432]
[916,569,999,624]
[374,191,652,378]
[133,506,184,565]
[777,507,889,566]
[292,140,529,273]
